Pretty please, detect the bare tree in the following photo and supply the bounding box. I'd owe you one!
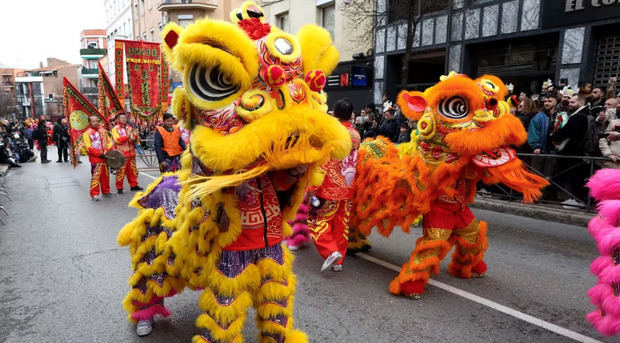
[343,0,451,89]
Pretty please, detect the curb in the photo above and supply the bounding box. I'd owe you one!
[471,196,593,227]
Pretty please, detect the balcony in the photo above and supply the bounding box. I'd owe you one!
[157,0,217,12]
[81,87,98,94]
[82,67,98,74]
[80,48,107,59]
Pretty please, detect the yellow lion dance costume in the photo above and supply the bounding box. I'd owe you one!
[349,72,548,298]
[117,3,351,342]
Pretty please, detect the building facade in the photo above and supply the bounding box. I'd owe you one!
[15,59,80,121]
[105,0,134,83]
[79,29,108,104]
[260,0,374,110]
[0,68,24,119]
[374,0,620,104]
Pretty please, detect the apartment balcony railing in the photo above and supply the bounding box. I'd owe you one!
[80,48,107,57]
[157,0,217,12]
[81,67,98,75]
[81,87,98,94]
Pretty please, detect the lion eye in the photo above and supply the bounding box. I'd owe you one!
[438,96,469,119]
[188,64,239,102]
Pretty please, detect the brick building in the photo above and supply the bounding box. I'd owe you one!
[15,58,80,121]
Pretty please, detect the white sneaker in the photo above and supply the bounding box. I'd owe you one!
[562,198,584,209]
[321,251,342,272]
[332,264,343,272]
[91,195,101,201]
[136,319,152,337]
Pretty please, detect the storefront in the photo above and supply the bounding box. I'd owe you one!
[373,0,620,103]
[324,58,374,112]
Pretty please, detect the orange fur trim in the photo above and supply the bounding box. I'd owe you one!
[444,113,527,154]
[481,159,549,203]
[449,221,488,278]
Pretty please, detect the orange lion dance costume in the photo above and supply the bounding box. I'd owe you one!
[350,72,549,298]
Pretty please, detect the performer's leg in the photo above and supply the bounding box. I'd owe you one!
[449,219,488,278]
[390,226,453,297]
[308,200,339,260]
[100,163,111,195]
[127,157,139,188]
[116,159,127,190]
[90,162,102,197]
[195,250,257,343]
[254,245,307,343]
[333,199,353,265]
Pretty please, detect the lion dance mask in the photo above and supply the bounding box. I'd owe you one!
[117,2,351,342]
[349,72,548,298]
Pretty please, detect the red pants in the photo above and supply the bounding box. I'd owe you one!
[308,199,352,265]
[90,162,110,197]
[116,157,138,190]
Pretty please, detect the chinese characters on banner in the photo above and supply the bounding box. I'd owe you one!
[114,40,169,121]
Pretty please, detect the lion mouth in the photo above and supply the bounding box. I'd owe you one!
[472,146,516,167]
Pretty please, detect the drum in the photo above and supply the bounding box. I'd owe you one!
[105,150,126,169]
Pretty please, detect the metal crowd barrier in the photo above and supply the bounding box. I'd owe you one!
[479,152,612,212]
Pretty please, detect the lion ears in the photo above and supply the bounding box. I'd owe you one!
[397,90,427,121]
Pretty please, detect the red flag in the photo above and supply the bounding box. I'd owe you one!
[63,77,109,167]
[97,61,125,122]
[123,40,163,118]
[114,41,125,107]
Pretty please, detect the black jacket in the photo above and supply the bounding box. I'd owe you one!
[32,124,48,146]
[551,106,589,156]
[378,118,400,143]
[53,123,70,144]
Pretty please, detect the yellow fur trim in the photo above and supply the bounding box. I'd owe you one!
[171,87,193,129]
[296,24,339,76]
[198,289,254,326]
[190,105,351,173]
[230,1,265,23]
[196,312,246,342]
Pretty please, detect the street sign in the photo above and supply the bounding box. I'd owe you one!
[541,0,620,28]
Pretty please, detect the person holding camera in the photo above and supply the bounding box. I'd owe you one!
[599,107,620,168]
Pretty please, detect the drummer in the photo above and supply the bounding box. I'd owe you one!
[82,115,113,200]
[111,113,143,194]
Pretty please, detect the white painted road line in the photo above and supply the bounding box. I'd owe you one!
[355,252,602,343]
[139,172,157,180]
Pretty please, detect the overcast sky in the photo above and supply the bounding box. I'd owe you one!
[0,0,105,68]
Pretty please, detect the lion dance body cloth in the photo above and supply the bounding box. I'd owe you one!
[117,2,351,342]
[350,73,549,297]
[586,169,620,336]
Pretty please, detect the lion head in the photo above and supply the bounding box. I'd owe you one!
[397,72,524,168]
[160,1,351,195]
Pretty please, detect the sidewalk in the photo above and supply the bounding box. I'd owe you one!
[472,196,594,227]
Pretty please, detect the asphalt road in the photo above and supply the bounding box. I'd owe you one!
[0,147,611,343]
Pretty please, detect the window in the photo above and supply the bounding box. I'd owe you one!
[178,14,194,28]
[276,12,289,32]
[150,28,155,41]
[320,5,335,39]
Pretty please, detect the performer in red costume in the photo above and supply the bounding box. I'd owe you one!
[82,115,113,200]
[308,98,361,272]
[111,113,143,194]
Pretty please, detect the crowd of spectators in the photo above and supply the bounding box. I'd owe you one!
[0,119,37,168]
[517,78,620,207]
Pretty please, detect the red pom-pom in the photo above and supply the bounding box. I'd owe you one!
[237,18,271,40]
[263,65,286,88]
[305,70,326,92]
